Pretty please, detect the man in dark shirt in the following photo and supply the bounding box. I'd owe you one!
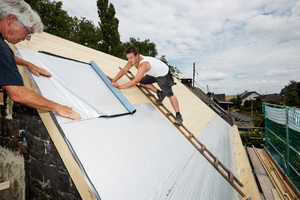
[0,0,80,120]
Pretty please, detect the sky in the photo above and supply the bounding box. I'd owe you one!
[58,0,300,95]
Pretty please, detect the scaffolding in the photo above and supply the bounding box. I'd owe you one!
[263,103,300,192]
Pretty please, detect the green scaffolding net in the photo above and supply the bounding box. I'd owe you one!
[263,103,300,192]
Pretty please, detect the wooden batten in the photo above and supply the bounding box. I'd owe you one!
[232,125,261,200]
[0,181,10,191]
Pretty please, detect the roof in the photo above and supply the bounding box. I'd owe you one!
[14,32,259,200]
[240,91,260,100]
[260,94,284,102]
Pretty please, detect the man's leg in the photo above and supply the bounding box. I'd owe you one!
[140,83,157,93]
[169,95,183,125]
[140,83,166,103]
[168,95,179,112]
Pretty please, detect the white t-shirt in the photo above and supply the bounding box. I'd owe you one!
[139,55,169,78]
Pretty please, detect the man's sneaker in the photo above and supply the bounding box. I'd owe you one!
[174,113,183,125]
[156,90,166,104]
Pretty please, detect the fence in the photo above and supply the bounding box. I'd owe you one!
[263,103,300,192]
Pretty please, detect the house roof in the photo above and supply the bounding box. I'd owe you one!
[260,94,284,102]
[13,32,259,200]
[240,91,260,100]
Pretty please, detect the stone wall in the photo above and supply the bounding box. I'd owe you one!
[0,92,81,200]
[0,146,25,200]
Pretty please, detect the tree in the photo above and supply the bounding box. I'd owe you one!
[282,80,300,107]
[97,0,121,56]
[159,55,181,78]
[25,0,103,51]
[25,0,74,39]
[285,91,299,106]
[122,38,158,58]
[71,17,102,50]
[231,95,242,109]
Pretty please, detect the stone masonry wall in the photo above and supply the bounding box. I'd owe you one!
[0,91,81,200]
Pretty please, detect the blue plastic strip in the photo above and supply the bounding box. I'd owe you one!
[90,60,136,114]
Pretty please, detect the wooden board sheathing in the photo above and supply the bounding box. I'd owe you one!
[9,43,95,200]
[232,126,261,200]
[247,147,275,200]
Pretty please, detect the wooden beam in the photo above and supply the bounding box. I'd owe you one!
[232,126,261,200]
[247,147,275,200]
[0,181,10,191]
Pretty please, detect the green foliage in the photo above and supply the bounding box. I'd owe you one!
[97,0,121,57]
[240,128,265,148]
[159,55,181,78]
[121,38,181,77]
[25,0,103,46]
[122,38,158,58]
[251,114,264,127]
[286,91,299,107]
[242,97,263,114]
[282,80,300,107]
[25,0,74,39]
[70,17,102,50]
[230,95,242,109]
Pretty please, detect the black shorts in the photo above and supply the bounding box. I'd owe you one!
[139,71,174,97]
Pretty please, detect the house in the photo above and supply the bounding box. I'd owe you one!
[240,90,260,105]
[260,94,284,103]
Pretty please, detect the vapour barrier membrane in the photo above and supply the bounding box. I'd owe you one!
[17,49,135,124]
[17,49,240,200]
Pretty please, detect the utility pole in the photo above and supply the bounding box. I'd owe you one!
[251,98,253,117]
[193,63,195,88]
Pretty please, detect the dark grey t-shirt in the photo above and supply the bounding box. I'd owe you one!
[0,33,24,87]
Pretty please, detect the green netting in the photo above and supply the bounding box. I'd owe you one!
[263,103,300,192]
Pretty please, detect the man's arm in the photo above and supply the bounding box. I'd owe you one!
[15,56,52,77]
[109,62,133,83]
[3,85,80,120]
[112,63,148,89]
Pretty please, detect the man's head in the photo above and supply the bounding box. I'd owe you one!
[0,0,43,43]
[124,46,139,66]
[124,46,138,56]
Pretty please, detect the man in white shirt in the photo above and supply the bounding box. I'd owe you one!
[109,46,183,125]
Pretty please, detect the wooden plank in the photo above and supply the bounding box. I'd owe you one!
[262,150,299,200]
[247,147,276,200]
[0,91,3,106]
[232,127,261,200]
[256,174,275,200]
[253,147,285,200]
[271,188,281,200]
[0,181,10,191]
[247,147,267,175]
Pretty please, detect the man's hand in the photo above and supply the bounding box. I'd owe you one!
[110,81,120,88]
[107,76,113,82]
[15,56,52,77]
[56,105,81,120]
[27,62,52,77]
[3,85,81,120]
